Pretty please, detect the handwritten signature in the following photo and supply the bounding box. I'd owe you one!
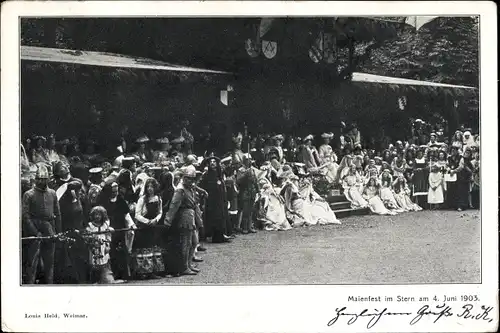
[327,304,494,329]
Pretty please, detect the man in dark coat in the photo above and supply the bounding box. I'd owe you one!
[199,156,231,243]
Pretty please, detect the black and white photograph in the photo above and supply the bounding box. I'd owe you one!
[18,15,481,285]
[1,2,498,332]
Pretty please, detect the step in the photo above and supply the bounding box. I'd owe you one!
[329,201,352,210]
[325,194,348,203]
[334,207,371,219]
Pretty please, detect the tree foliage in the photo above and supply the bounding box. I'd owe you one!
[358,16,479,87]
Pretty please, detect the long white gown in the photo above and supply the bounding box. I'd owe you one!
[363,186,397,215]
[257,179,292,231]
[342,173,369,208]
[299,179,341,225]
[282,181,316,227]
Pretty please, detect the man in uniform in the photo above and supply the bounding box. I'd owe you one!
[22,165,61,284]
[164,167,200,276]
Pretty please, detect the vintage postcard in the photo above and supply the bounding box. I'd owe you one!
[1,1,498,332]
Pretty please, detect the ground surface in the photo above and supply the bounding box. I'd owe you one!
[128,210,481,285]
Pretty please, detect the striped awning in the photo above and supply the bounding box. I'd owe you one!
[21,45,232,75]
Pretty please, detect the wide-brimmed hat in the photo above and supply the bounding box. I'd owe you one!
[136,135,150,143]
[321,132,334,139]
[156,137,170,144]
[201,155,221,169]
[89,167,103,175]
[121,156,136,169]
[171,137,185,145]
[303,134,314,142]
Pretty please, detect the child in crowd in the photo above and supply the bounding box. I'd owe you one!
[84,206,123,284]
[427,164,444,210]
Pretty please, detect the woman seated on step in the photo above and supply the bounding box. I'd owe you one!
[298,176,341,225]
[362,177,398,215]
[378,168,405,212]
[256,177,292,231]
[281,172,316,227]
[341,164,369,209]
[393,174,423,212]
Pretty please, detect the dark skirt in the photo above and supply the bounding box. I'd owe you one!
[412,168,429,195]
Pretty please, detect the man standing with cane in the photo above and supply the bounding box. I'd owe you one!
[22,165,61,284]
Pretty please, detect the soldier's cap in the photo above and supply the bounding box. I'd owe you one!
[321,133,334,139]
[89,167,103,174]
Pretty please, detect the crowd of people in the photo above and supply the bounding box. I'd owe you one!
[20,119,480,284]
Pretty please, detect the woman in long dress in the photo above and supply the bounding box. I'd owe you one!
[393,175,423,211]
[336,153,354,184]
[281,175,316,227]
[362,177,397,215]
[317,133,339,184]
[378,169,404,212]
[256,178,292,231]
[342,165,368,209]
[427,163,444,209]
[412,149,428,206]
[299,177,341,225]
[134,178,164,278]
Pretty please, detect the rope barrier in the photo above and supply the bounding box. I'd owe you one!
[21,224,170,241]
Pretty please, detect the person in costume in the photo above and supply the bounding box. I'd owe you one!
[231,132,245,168]
[393,174,423,212]
[268,134,286,164]
[46,134,60,164]
[299,176,341,225]
[317,132,339,184]
[83,206,123,284]
[412,148,429,206]
[462,130,475,150]
[391,151,407,178]
[300,134,319,170]
[236,154,259,234]
[378,168,404,212]
[451,148,474,211]
[342,164,369,209]
[427,163,444,210]
[470,147,480,209]
[280,172,316,227]
[362,177,397,215]
[50,161,88,283]
[134,135,153,165]
[134,177,164,279]
[199,156,232,243]
[451,130,464,150]
[163,167,200,276]
[22,165,61,284]
[31,135,50,165]
[256,177,292,231]
[170,136,186,166]
[87,167,104,208]
[56,138,71,167]
[97,182,136,280]
[153,136,171,165]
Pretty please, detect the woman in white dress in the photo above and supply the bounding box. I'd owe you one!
[299,177,341,225]
[281,174,316,227]
[427,163,444,209]
[393,174,423,211]
[378,169,405,212]
[317,133,339,184]
[362,177,397,215]
[342,164,369,209]
[256,178,292,231]
[336,153,354,184]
